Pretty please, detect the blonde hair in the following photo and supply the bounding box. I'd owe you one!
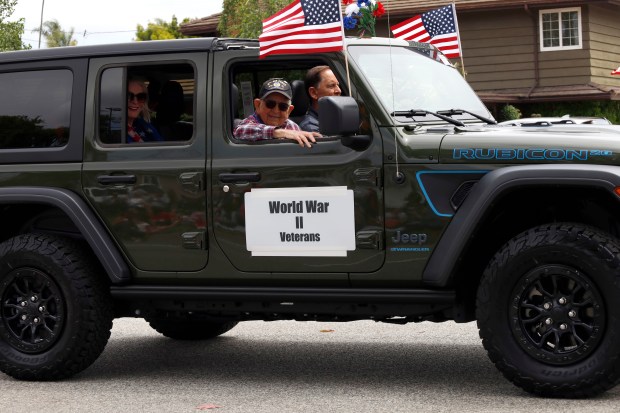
[128,79,152,123]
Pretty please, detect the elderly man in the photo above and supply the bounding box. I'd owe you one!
[299,66,341,133]
[233,78,318,148]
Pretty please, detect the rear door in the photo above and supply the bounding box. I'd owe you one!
[82,53,208,273]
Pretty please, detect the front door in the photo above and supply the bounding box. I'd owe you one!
[209,52,385,274]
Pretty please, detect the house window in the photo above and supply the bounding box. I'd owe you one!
[539,7,582,51]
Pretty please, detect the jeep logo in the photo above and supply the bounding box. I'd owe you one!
[391,231,427,245]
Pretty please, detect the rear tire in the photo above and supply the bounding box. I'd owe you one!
[0,234,113,380]
[477,223,620,397]
[148,317,238,340]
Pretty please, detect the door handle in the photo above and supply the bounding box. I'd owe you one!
[218,172,261,184]
[97,174,137,185]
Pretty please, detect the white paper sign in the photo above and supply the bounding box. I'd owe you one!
[245,186,355,257]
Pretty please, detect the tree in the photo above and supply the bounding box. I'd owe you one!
[0,0,30,51]
[135,15,190,41]
[219,0,290,38]
[34,19,78,47]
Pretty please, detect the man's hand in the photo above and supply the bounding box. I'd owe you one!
[274,129,321,148]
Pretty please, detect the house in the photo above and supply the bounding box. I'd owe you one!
[178,13,220,38]
[180,1,620,114]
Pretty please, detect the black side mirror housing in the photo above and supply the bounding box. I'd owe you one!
[318,96,360,136]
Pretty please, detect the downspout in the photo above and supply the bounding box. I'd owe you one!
[524,4,540,99]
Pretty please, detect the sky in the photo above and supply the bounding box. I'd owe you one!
[12,0,223,48]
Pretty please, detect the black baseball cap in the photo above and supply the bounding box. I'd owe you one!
[259,78,292,100]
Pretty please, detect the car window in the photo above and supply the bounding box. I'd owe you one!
[229,60,331,141]
[98,63,195,145]
[0,69,72,149]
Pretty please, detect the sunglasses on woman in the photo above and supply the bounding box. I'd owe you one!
[264,100,290,111]
[127,92,148,103]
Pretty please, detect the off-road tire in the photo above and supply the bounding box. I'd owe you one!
[477,223,620,398]
[0,233,113,380]
[148,318,238,340]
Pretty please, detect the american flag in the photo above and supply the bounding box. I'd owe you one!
[391,4,461,59]
[259,0,344,58]
[612,66,620,76]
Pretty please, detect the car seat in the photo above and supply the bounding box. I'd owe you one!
[289,79,309,125]
[155,80,192,141]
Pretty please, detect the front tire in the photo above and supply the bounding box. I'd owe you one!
[0,234,113,380]
[477,223,620,397]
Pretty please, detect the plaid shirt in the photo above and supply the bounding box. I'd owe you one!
[233,113,300,141]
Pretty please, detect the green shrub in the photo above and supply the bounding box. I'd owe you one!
[499,104,522,121]
[518,101,620,124]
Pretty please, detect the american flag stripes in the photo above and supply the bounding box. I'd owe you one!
[259,0,344,58]
[612,66,620,76]
[390,4,461,59]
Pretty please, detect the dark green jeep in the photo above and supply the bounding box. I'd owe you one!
[1,37,620,398]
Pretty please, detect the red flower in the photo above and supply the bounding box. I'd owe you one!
[373,2,385,17]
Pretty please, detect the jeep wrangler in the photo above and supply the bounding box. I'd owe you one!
[1,37,619,398]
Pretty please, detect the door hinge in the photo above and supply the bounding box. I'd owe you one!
[181,231,207,250]
[356,230,383,250]
[354,168,382,187]
[179,172,205,192]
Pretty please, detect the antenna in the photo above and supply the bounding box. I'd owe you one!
[385,1,403,183]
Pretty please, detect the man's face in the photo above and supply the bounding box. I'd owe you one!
[310,69,341,105]
[254,92,293,126]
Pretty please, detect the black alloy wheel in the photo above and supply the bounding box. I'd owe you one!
[1,268,66,354]
[510,264,604,365]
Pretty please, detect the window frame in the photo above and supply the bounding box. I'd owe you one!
[539,7,583,52]
[0,59,86,164]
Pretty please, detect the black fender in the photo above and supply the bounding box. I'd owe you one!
[0,187,130,283]
[422,164,620,287]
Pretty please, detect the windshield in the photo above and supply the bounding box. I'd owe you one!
[348,45,490,122]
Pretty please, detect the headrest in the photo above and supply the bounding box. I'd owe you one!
[290,79,309,118]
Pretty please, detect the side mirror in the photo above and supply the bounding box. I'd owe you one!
[318,96,359,136]
[318,96,370,151]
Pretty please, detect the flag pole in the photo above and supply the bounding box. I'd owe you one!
[338,2,352,93]
[451,3,466,78]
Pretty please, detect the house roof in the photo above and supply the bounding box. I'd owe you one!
[180,13,221,37]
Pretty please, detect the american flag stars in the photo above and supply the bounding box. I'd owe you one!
[302,0,341,26]
[422,6,457,37]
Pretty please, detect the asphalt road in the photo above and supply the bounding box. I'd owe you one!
[1,319,619,412]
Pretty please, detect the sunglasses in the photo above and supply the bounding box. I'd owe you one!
[264,100,290,111]
[127,92,148,103]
